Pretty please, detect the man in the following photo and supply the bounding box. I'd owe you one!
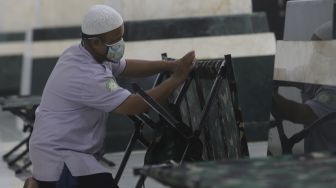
[29,4,195,188]
[272,21,336,153]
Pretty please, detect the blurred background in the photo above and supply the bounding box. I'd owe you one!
[0,0,335,187]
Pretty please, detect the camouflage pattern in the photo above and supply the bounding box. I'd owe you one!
[168,55,274,161]
[173,59,242,161]
[205,79,241,160]
[135,152,336,188]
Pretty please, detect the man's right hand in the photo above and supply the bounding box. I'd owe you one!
[171,51,195,84]
[114,51,196,115]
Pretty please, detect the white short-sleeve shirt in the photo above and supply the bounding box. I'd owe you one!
[29,44,131,181]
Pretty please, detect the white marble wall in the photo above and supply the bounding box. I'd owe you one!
[0,33,275,59]
[123,33,275,60]
[0,0,35,31]
[0,0,107,32]
[0,42,25,56]
[274,40,336,86]
[0,0,251,32]
[121,0,252,21]
[0,33,274,59]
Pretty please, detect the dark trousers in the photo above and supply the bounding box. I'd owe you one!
[35,165,119,188]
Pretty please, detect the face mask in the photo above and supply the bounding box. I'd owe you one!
[105,38,125,62]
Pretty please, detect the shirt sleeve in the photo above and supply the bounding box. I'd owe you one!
[305,87,336,118]
[79,71,131,112]
[104,58,127,77]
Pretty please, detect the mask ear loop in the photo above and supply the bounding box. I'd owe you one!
[81,36,108,63]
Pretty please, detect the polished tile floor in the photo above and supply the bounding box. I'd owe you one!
[0,111,27,188]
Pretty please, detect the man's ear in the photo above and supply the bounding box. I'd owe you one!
[89,38,103,52]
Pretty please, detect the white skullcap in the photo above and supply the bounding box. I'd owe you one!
[81,5,123,35]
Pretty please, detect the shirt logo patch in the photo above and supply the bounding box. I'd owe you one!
[105,79,119,92]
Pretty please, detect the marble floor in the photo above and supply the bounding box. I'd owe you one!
[0,111,27,188]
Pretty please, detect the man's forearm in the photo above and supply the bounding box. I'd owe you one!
[113,77,182,115]
[273,93,318,125]
[121,59,175,77]
[114,51,194,115]
[146,76,182,105]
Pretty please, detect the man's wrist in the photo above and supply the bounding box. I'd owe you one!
[163,60,177,72]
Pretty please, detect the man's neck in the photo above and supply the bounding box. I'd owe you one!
[81,41,105,64]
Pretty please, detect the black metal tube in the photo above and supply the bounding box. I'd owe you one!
[8,149,29,166]
[3,137,29,161]
[134,114,157,130]
[174,77,193,106]
[114,125,141,183]
[196,59,226,133]
[132,83,192,139]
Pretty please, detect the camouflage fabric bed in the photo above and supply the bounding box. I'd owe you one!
[134,152,336,188]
